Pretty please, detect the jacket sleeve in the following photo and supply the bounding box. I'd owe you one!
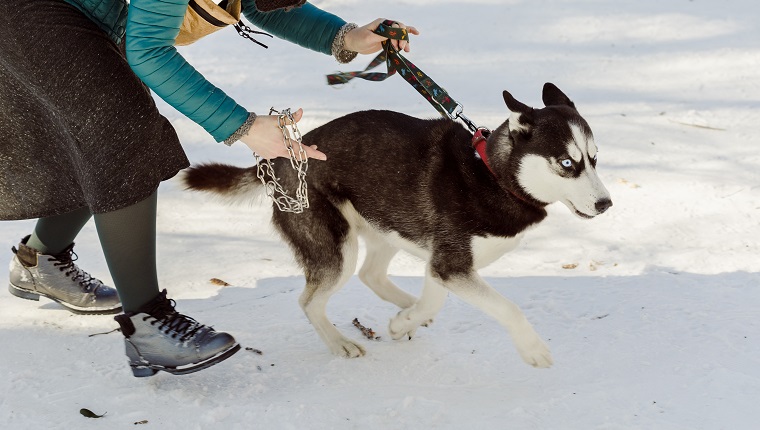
[241,1,346,55]
[125,0,249,142]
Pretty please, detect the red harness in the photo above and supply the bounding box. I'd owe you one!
[471,128,494,175]
[471,129,537,207]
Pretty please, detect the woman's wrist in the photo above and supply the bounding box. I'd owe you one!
[331,22,359,64]
[224,112,258,146]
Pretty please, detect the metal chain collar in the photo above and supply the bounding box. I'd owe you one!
[254,108,309,214]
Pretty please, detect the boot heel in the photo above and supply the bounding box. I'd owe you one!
[124,339,159,377]
[131,366,158,378]
[8,284,40,301]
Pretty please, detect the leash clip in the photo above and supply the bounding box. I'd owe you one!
[453,104,480,133]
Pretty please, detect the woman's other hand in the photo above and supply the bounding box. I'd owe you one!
[239,108,326,161]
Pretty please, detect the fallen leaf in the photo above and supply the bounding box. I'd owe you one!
[210,278,231,286]
[80,408,106,418]
[618,178,641,189]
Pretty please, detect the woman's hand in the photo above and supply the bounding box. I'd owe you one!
[344,18,419,55]
[239,108,326,161]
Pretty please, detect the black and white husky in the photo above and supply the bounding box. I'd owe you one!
[184,83,611,368]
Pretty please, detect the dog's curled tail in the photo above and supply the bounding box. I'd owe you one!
[182,163,262,202]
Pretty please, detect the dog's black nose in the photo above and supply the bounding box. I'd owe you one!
[595,198,613,214]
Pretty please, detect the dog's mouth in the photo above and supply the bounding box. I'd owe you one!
[566,201,596,219]
[574,209,594,219]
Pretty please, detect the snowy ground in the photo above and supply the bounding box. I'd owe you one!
[2,0,760,428]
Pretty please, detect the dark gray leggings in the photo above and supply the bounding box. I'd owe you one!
[28,192,161,312]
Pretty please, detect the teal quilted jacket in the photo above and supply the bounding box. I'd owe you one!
[63,0,345,142]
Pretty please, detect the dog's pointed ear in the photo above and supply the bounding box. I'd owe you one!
[542,82,575,108]
[503,90,534,135]
[503,90,533,116]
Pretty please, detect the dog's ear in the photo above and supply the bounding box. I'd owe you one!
[503,90,533,116]
[542,82,575,108]
[503,90,534,135]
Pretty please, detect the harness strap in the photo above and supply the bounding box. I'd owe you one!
[472,128,540,206]
[472,129,493,173]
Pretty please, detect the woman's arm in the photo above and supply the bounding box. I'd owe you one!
[125,0,417,159]
[125,0,249,143]
[240,1,346,55]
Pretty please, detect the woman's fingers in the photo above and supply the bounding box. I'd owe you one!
[388,21,417,53]
[278,107,303,126]
[302,144,327,161]
[258,141,325,161]
[267,142,325,161]
[290,107,303,124]
[399,26,419,52]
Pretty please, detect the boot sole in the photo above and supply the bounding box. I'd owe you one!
[8,283,122,315]
[129,343,242,377]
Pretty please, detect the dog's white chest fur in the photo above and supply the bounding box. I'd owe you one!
[472,233,525,269]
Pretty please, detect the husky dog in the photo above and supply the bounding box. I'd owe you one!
[184,83,611,368]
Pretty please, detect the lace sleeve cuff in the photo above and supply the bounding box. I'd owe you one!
[331,23,359,64]
[223,112,257,146]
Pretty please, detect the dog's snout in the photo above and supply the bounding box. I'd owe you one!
[595,198,613,214]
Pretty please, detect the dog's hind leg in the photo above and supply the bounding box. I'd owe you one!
[276,204,366,358]
[358,235,417,310]
[301,234,365,358]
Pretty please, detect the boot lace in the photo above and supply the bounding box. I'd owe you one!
[142,290,205,342]
[48,245,101,292]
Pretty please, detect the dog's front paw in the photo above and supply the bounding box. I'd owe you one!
[388,307,432,340]
[513,330,553,368]
[327,337,367,358]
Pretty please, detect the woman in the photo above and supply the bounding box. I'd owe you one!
[0,0,417,377]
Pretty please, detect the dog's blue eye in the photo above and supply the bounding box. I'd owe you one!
[560,159,573,168]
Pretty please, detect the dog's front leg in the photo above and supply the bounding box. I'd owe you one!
[443,272,553,368]
[388,266,448,340]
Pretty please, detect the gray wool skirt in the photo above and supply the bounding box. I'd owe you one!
[0,0,190,220]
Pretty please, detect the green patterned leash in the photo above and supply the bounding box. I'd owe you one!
[327,20,480,132]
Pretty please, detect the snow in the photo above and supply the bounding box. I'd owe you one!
[2,0,760,428]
